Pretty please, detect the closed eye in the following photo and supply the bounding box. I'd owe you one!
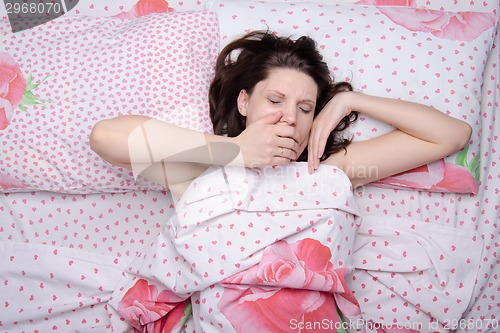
[299,105,313,113]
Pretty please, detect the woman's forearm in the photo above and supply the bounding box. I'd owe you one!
[90,115,246,192]
[89,115,241,168]
[90,112,300,176]
[313,91,473,184]
[344,92,472,154]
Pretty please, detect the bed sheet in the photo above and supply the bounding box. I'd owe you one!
[1,2,499,333]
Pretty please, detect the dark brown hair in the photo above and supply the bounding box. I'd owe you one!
[209,30,357,161]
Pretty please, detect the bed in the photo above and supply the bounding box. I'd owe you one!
[0,0,499,332]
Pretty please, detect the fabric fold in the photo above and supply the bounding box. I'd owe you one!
[350,216,482,331]
[0,241,126,332]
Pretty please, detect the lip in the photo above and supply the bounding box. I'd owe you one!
[294,135,309,159]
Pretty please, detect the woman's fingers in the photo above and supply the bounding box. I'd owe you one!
[237,114,303,167]
[274,146,295,159]
[308,123,319,172]
[276,136,299,154]
[308,122,329,173]
[266,125,300,161]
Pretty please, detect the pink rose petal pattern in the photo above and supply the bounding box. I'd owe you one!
[218,238,360,333]
[0,52,26,130]
[114,0,175,20]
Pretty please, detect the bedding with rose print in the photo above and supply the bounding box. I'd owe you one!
[0,162,482,332]
[107,163,363,332]
[0,51,50,189]
[105,163,481,333]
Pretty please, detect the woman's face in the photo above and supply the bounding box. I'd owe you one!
[237,68,318,158]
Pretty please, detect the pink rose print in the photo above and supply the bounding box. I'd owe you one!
[114,0,175,20]
[117,279,191,333]
[355,1,497,41]
[0,52,50,130]
[382,7,495,41]
[374,157,479,194]
[219,286,341,333]
[218,239,360,332]
[257,238,342,291]
[0,52,26,130]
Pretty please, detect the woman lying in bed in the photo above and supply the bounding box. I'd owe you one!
[89,31,471,332]
[90,31,470,196]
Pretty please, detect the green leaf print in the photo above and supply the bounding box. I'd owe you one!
[455,144,481,181]
[19,71,51,112]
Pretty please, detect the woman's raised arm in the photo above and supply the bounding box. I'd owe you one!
[309,91,472,188]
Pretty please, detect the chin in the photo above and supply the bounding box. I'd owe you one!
[294,148,307,162]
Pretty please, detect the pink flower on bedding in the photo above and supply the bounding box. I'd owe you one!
[218,239,360,332]
[115,0,175,20]
[364,4,497,41]
[374,158,479,194]
[117,279,190,333]
[0,52,26,130]
[257,238,341,291]
[219,286,341,332]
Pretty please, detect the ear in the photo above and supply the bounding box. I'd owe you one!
[237,89,249,117]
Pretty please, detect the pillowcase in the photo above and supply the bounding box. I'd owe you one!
[0,9,219,193]
[0,0,205,19]
[207,0,498,193]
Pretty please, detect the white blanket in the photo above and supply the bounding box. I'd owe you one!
[108,163,362,332]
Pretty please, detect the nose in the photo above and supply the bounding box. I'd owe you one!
[279,104,297,125]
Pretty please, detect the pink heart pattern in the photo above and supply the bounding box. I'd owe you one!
[0,10,218,193]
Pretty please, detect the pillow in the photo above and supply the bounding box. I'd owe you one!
[207,0,498,194]
[0,9,219,193]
